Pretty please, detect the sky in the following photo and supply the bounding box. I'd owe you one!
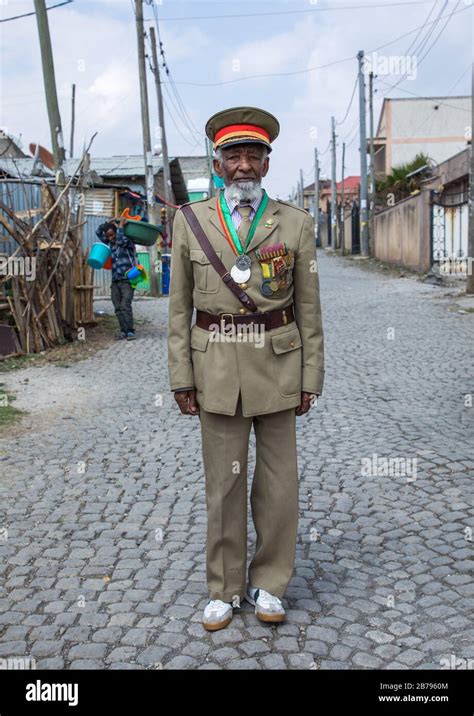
[0,0,472,198]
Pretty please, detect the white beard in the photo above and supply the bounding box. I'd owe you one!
[226,181,262,204]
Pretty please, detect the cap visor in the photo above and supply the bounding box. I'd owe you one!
[216,138,272,153]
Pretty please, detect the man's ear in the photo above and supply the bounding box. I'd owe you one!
[213,158,223,179]
[261,156,270,178]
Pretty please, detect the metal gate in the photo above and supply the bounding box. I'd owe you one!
[432,202,468,272]
[351,201,360,254]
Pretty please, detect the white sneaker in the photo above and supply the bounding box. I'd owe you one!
[245,587,286,623]
[202,599,233,631]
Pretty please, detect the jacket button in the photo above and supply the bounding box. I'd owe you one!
[239,308,246,314]
[289,341,295,347]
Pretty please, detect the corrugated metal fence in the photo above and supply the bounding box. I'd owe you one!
[0,181,51,256]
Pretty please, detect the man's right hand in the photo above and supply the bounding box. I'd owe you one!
[174,389,200,416]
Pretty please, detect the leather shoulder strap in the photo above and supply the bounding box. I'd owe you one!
[181,204,259,313]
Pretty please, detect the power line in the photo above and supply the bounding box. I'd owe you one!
[144,32,199,147]
[417,0,460,64]
[376,0,461,95]
[392,60,472,139]
[161,82,202,149]
[0,0,73,23]
[146,0,205,142]
[336,75,359,126]
[445,63,472,96]
[376,78,471,111]
[165,4,470,87]
[342,117,360,143]
[403,0,441,55]
[148,1,434,22]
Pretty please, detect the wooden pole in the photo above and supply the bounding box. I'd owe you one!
[149,26,172,206]
[467,64,474,294]
[341,142,345,255]
[33,0,66,184]
[369,71,376,257]
[70,83,76,158]
[135,0,159,297]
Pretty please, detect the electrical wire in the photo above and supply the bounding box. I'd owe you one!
[336,75,359,126]
[0,0,73,23]
[150,0,204,140]
[149,1,435,22]
[165,4,470,87]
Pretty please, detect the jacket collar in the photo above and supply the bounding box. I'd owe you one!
[208,191,280,254]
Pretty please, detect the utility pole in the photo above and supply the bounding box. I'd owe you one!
[70,83,75,158]
[135,0,159,296]
[206,138,215,197]
[341,141,345,255]
[467,64,474,294]
[314,147,320,243]
[358,50,370,257]
[369,71,376,257]
[33,0,65,183]
[331,116,337,249]
[149,26,172,207]
[300,168,305,210]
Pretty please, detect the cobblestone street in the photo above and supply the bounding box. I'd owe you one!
[0,252,473,670]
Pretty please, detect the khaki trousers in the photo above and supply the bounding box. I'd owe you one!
[199,393,299,603]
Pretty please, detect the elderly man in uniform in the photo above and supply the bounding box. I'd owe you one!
[167,106,324,631]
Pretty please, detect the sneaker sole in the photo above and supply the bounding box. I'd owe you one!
[244,593,285,623]
[202,615,232,632]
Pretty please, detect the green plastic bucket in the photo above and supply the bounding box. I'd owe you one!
[123,220,162,246]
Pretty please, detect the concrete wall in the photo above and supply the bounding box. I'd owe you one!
[373,190,431,272]
[373,147,470,272]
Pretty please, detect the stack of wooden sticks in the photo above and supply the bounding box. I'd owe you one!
[0,178,96,355]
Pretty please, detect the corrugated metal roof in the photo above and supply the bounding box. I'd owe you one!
[0,158,54,179]
[63,155,164,178]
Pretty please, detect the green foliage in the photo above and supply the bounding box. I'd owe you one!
[376,153,431,194]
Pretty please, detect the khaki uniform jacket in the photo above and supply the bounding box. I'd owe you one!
[167,194,324,417]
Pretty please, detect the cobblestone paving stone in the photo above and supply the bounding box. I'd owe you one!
[0,253,473,670]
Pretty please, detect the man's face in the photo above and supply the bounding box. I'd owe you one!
[213,143,269,186]
[105,228,116,243]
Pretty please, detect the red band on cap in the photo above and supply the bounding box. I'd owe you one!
[214,123,270,145]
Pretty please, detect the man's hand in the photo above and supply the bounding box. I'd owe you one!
[174,389,200,416]
[295,391,317,416]
[119,216,127,228]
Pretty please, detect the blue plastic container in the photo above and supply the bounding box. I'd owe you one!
[88,242,111,269]
[126,266,141,281]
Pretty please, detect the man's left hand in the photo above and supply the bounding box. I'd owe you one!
[295,391,317,416]
[119,216,127,228]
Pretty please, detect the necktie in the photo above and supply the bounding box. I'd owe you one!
[236,204,252,242]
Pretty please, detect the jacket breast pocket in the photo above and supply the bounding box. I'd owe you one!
[270,325,303,397]
[190,249,221,294]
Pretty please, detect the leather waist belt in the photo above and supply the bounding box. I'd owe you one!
[195,304,295,331]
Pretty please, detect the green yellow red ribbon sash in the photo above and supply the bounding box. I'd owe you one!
[216,189,269,256]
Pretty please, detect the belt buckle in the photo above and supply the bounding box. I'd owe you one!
[219,312,235,331]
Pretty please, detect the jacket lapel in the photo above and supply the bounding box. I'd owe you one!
[246,197,280,254]
[208,194,227,240]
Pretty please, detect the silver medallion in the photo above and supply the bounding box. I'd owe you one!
[230,265,251,283]
[236,254,251,270]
